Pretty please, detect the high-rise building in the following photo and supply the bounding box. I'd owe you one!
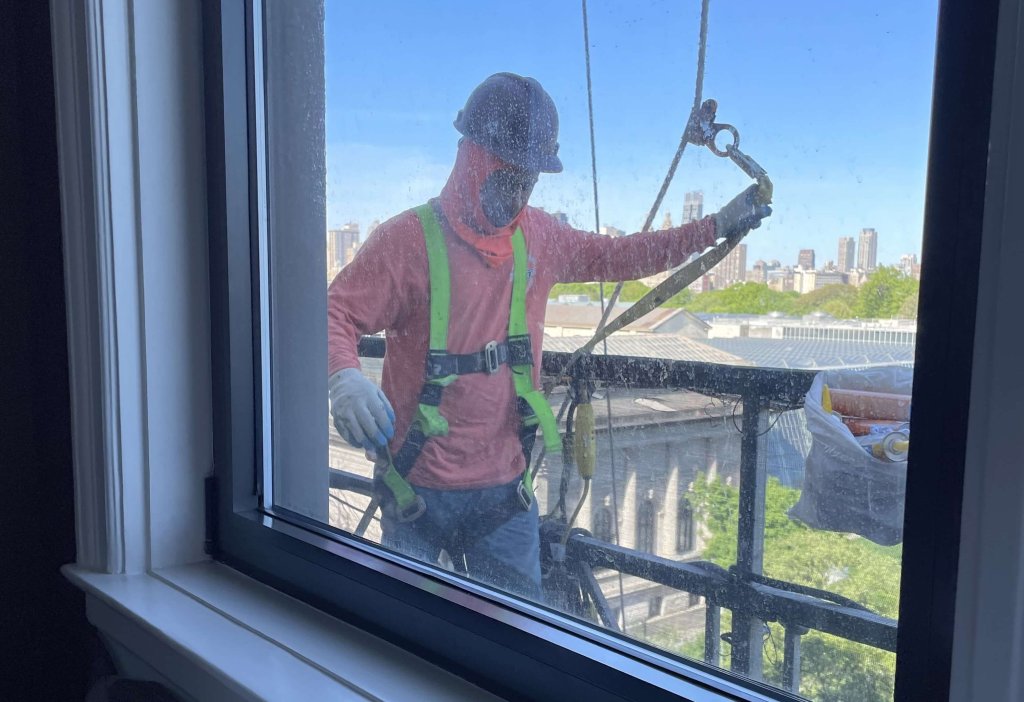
[899,253,918,278]
[661,212,673,230]
[748,259,768,283]
[838,237,856,272]
[858,228,878,271]
[798,249,816,270]
[719,244,747,288]
[551,211,569,225]
[327,222,360,272]
[599,225,625,238]
[682,191,703,223]
[766,267,795,292]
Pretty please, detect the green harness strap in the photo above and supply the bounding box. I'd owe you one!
[508,229,562,498]
[380,204,561,511]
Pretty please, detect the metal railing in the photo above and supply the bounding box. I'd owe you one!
[330,336,899,695]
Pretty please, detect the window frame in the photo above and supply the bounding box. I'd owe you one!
[202,1,1002,700]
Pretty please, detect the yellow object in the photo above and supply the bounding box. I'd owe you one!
[822,384,833,414]
[573,403,596,479]
[870,432,910,461]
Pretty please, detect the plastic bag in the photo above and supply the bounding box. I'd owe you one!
[789,367,913,545]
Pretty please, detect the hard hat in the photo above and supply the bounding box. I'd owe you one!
[454,73,563,173]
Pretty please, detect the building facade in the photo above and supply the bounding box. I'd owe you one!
[682,191,703,223]
[798,248,816,270]
[838,236,856,272]
[858,228,878,272]
[718,243,747,288]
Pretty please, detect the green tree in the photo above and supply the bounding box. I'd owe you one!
[789,284,860,319]
[662,287,695,307]
[683,282,799,315]
[679,475,901,701]
[548,280,653,303]
[857,267,918,319]
[896,288,919,319]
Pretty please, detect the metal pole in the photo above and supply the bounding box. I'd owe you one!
[731,395,767,678]
[783,625,803,693]
[704,603,721,666]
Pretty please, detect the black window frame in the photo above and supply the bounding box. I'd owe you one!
[202,1,1001,700]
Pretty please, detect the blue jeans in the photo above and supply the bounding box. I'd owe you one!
[380,478,542,601]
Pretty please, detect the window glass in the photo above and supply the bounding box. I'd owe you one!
[265,2,939,700]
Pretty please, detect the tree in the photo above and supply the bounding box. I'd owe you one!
[896,288,919,319]
[662,288,695,307]
[857,267,918,319]
[677,475,902,701]
[682,282,799,315]
[548,280,653,303]
[789,284,860,318]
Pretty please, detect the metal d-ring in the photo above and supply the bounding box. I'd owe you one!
[707,122,740,157]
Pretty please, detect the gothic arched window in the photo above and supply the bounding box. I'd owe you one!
[637,499,656,553]
[593,506,613,542]
[677,494,695,553]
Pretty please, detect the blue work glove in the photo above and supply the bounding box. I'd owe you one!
[714,183,773,243]
[329,368,395,458]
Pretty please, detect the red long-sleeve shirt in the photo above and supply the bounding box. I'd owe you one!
[327,205,716,489]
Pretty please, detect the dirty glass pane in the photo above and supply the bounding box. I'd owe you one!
[265,1,939,700]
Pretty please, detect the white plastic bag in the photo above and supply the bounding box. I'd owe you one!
[789,367,913,545]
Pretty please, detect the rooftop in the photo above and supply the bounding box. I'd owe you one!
[703,336,916,369]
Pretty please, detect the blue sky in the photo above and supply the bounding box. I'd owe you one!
[324,1,939,268]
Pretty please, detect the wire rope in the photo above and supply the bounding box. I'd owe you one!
[570,0,714,631]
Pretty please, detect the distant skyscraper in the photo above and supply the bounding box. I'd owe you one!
[599,225,625,238]
[682,191,703,223]
[838,237,856,272]
[899,253,919,278]
[552,211,569,225]
[749,259,768,283]
[719,244,747,287]
[858,228,878,271]
[798,249,816,270]
[661,212,673,230]
[327,222,360,270]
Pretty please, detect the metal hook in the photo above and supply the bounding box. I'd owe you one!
[686,98,771,194]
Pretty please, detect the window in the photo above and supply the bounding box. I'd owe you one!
[204,1,1001,700]
[637,498,657,554]
[678,493,696,553]
[593,503,613,542]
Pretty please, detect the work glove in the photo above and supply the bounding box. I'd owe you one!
[713,182,773,244]
[329,368,395,460]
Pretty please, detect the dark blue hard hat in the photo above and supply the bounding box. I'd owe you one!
[454,73,563,173]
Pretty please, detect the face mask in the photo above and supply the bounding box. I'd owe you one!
[479,167,539,228]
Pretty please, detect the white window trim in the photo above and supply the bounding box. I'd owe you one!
[49,0,1024,701]
[49,2,501,699]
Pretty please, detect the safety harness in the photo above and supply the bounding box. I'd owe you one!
[376,202,562,523]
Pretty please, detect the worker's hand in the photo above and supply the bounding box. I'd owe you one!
[713,183,772,243]
[329,369,395,456]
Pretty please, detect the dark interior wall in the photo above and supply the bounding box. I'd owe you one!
[0,1,91,699]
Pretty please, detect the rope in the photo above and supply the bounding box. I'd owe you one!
[592,0,712,331]
[581,0,627,623]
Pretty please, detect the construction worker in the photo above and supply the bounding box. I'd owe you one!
[327,72,770,600]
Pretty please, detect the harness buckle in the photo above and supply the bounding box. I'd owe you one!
[484,340,500,374]
[516,479,534,511]
[396,494,427,523]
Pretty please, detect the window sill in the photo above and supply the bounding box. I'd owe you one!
[63,561,501,702]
